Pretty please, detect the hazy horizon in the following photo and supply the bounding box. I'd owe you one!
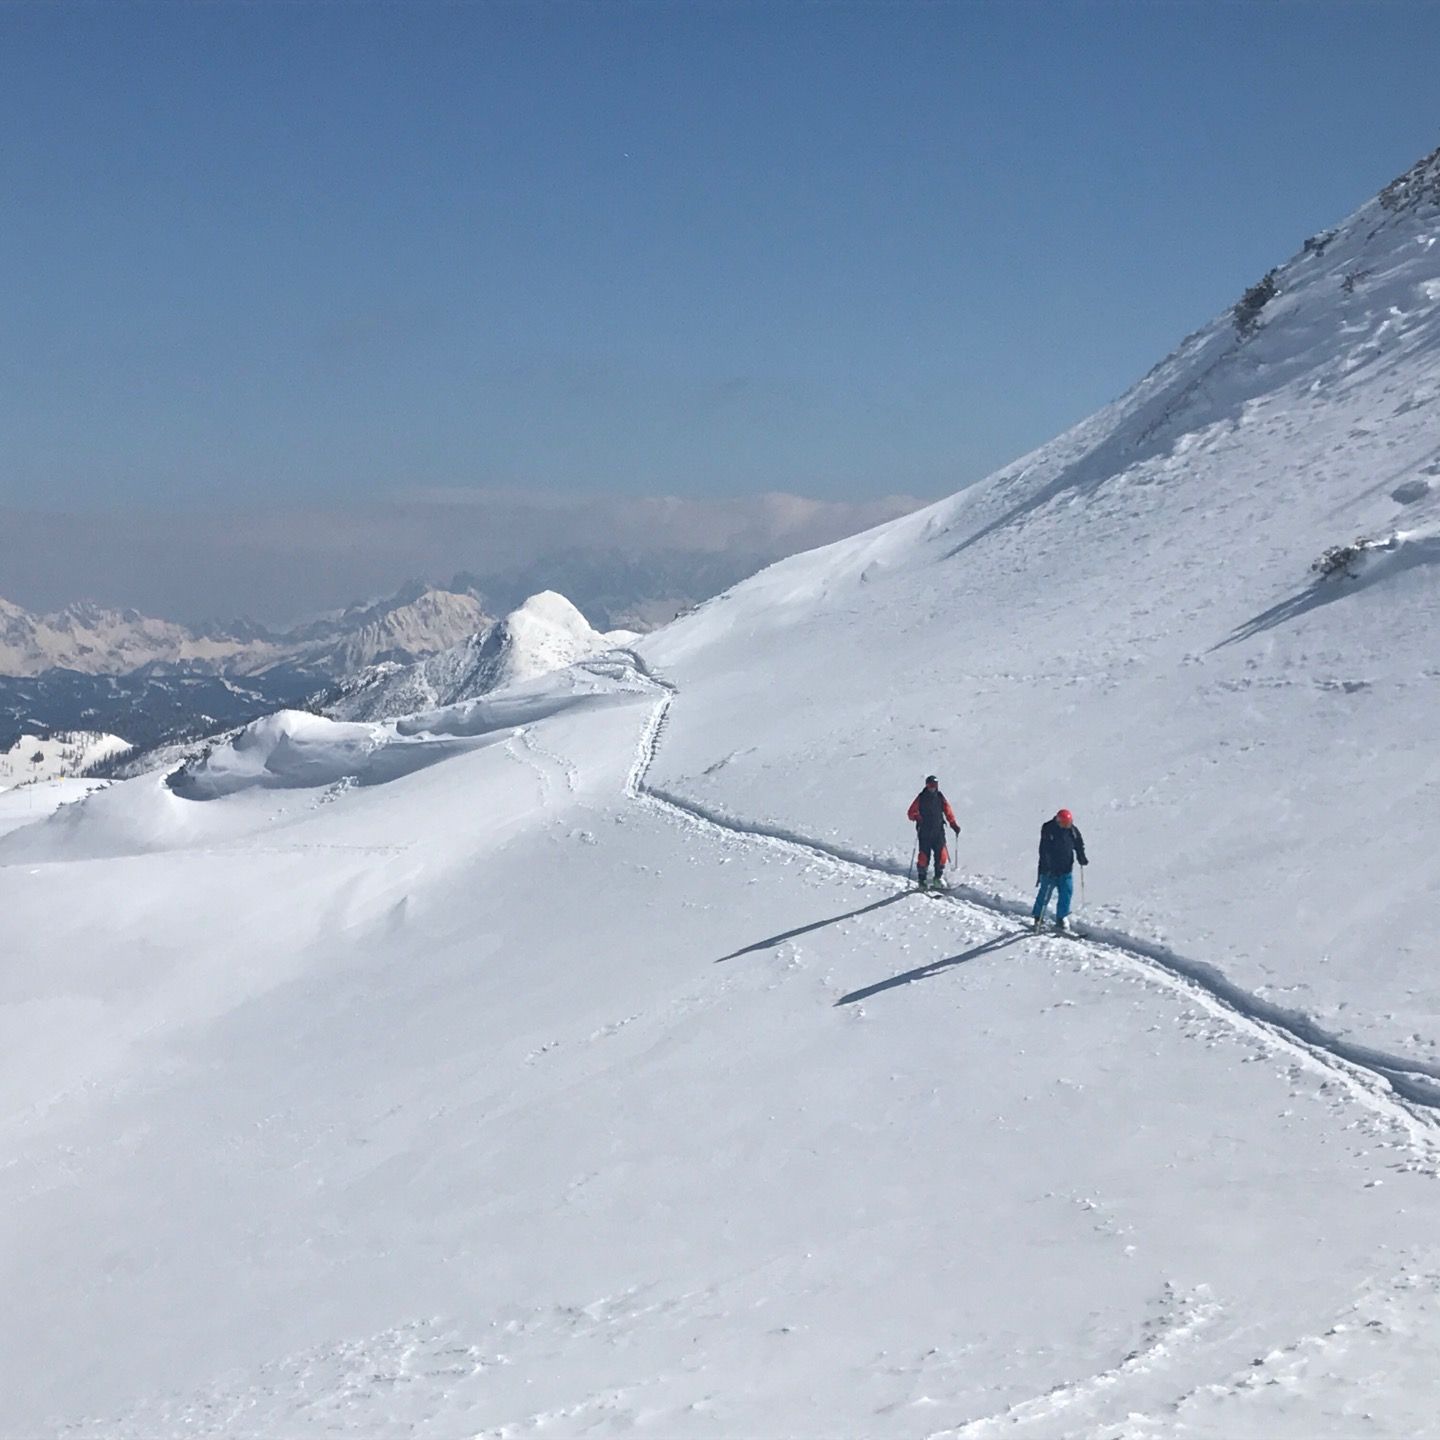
[0,487,925,626]
[4,2,1439,623]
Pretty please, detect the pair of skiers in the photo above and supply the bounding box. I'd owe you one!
[906,778,1088,931]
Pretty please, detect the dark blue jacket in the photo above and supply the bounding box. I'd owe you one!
[1038,819,1087,879]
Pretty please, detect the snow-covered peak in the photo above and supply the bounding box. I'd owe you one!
[495,590,626,686]
[304,586,493,674]
[0,596,233,676]
[506,589,592,632]
[317,591,633,722]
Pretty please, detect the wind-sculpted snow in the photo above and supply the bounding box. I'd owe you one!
[0,663,648,858]
[166,711,481,800]
[0,776,104,839]
[168,666,646,800]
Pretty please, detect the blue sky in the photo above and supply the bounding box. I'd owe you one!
[3,0,1439,514]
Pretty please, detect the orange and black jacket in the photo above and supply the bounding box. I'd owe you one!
[908,789,958,839]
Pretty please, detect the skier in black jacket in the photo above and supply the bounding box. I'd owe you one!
[1032,808,1088,932]
[907,775,960,890]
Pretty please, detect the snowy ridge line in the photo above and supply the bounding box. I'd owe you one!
[602,651,1440,1143]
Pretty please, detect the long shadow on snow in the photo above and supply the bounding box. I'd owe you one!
[836,933,1026,1007]
[715,892,909,963]
[1214,536,1440,651]
[1212,579,1353,650]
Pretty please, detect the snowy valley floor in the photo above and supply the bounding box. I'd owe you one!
[2,664,1440,1437]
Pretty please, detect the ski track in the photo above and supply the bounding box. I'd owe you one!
[600,651,1440,1167]
[927,1287,1224,1440]
[513,723,582,796]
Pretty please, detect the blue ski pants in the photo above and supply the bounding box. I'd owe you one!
[1033,872,1074,921]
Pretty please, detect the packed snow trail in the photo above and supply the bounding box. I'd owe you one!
[607,649,1440,1155]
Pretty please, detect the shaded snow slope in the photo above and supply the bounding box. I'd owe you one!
[319,591,635,722]
[3,656,1439,1437]
[644,145,1440,1066]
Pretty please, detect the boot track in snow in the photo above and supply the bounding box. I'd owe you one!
[591,649,1440,1167]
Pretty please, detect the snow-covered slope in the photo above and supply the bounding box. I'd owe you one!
[0,776,107,838]
[0,728,130,788]
[4,149,1440,1439]
[319,591,635,722]
[3,652,1439,1436]
[646,143,1440,1065]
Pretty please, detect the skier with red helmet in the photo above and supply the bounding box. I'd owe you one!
[1032,808,1088,932]
[907,775,960,891]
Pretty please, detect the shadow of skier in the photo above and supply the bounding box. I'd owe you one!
[1211,579,1338,650]
[715,891,910,963]
[835,931,1026,1006]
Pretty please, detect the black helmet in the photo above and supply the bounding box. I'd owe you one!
[925,774,938,786]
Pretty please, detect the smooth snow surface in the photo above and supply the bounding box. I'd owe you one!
[5,152,1440,1437]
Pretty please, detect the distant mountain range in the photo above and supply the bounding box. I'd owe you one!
[0,495,928,750]
[0,586,644,761]
[0,583,496,751]
[0,583,492,679]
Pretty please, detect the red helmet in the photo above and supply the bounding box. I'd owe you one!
[1056,808,1073,826]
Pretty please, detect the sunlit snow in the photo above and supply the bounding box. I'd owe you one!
[4,150,1440,1437]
